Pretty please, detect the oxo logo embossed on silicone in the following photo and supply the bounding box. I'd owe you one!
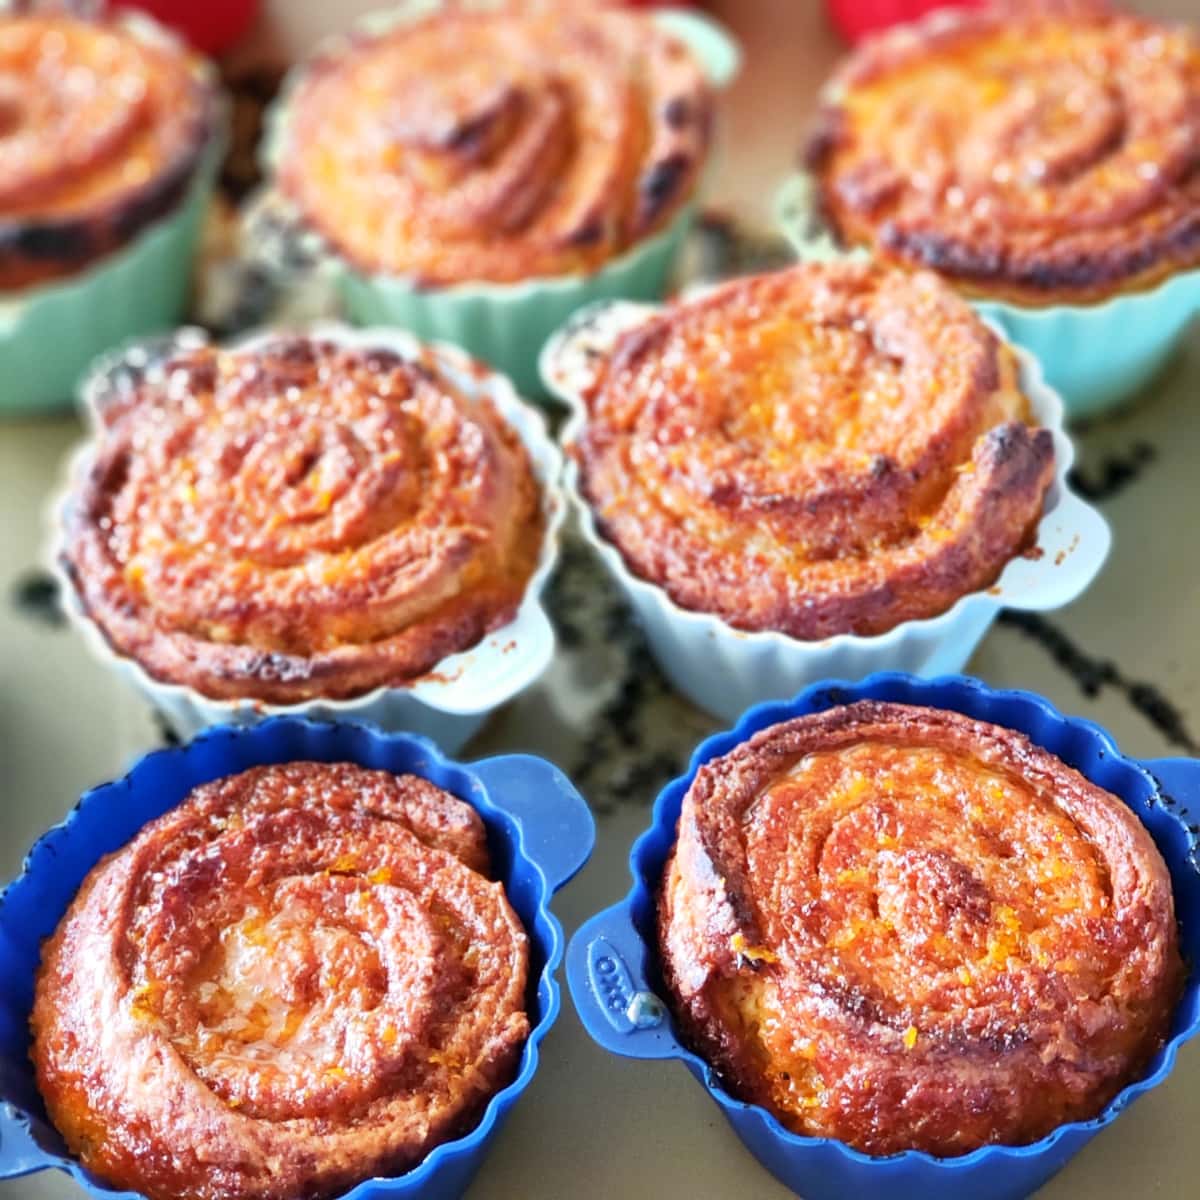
[587,936,665,1035]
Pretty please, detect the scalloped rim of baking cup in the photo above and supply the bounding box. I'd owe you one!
[47,322,567,753]
[0,12,227,417]
[541,297,1111,725]
[0,717,596,1200]
[774,171,1200,422]
[256,1,742,400]
[565,672,1200,1200]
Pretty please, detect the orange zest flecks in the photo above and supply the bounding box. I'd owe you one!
[731,932,779,965]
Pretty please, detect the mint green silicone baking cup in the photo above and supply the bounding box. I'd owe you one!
[775,172,1200,422]
[263,4,741,400]
[335,208,693,398]
[0,145,221,418]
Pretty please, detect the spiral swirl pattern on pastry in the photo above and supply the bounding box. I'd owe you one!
[658,702,1184,1156]
[0,12,214,290]
[62,335,545,703]
[572,263,1054,639]
[32,761,530,1200]
[279,9,713,285]
[807,1,1200,303]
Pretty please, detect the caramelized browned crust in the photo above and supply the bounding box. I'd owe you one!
[0,13,216,291]
[574,263,1054,639]
[658,701,1185,1157]
[807,1,1200,304]
[32,762,529,1200]
[61,336,545,703]
[278,9,712,285]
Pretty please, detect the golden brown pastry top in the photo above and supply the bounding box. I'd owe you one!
[278,8,713,285]
[32,761,529,1200]
[62,334,545,703]
[807,0,1200,304]
[572,263,1054,639]
[0,12,215,290]
[658,701,1184,1157]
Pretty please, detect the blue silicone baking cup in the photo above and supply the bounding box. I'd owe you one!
[567,672,1200,1200]
[0,717,595,1200]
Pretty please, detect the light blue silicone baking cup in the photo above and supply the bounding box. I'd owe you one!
[567,672,1200,1200]
[973,268,1200,421]
[0,717,595,1200]
[0,145,222,418]
[774,172,1200,421]
[263,4,741,400]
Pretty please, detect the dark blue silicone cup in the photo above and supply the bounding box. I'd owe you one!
[567,673,1200,1200]
[0,717,595,1200]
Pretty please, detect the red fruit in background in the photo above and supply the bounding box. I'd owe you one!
[116,0,260,56]
[825,0,980,43]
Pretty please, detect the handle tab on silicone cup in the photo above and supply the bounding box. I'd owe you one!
[568,905,682,1061]
[470,755,595,893]
[0,1104,46,1180]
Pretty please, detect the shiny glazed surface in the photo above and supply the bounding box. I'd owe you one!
[573,263,1055,639]
[808,0,1200,304]
[61,335,545,703]
[0,12,214,290]
[658,701,1185,1156]
[279,8,713,285]
[31,761,530,1200]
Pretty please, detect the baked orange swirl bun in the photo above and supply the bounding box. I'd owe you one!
[572,262,1054,639]
[32,761,530,1200]
[807,0,1200,304]
[658,701,1185,1157]
[0,11,216,290]
[277,7,714,285]
[61,334,545,703]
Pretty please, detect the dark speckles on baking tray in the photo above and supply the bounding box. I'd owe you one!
[200,188,332,337]
[544,538,595,651]
[153,710,183,748]
[546,532,716,815]
[567,667,699,816]
[691,208,796,282]
[1067,442,1157,502]
[10,569,65,629]
[218,63,286,202]
[999,611,1198,754]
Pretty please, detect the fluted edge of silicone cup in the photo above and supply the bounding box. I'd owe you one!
[46,322,567,753]
[540,294,1111,724]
